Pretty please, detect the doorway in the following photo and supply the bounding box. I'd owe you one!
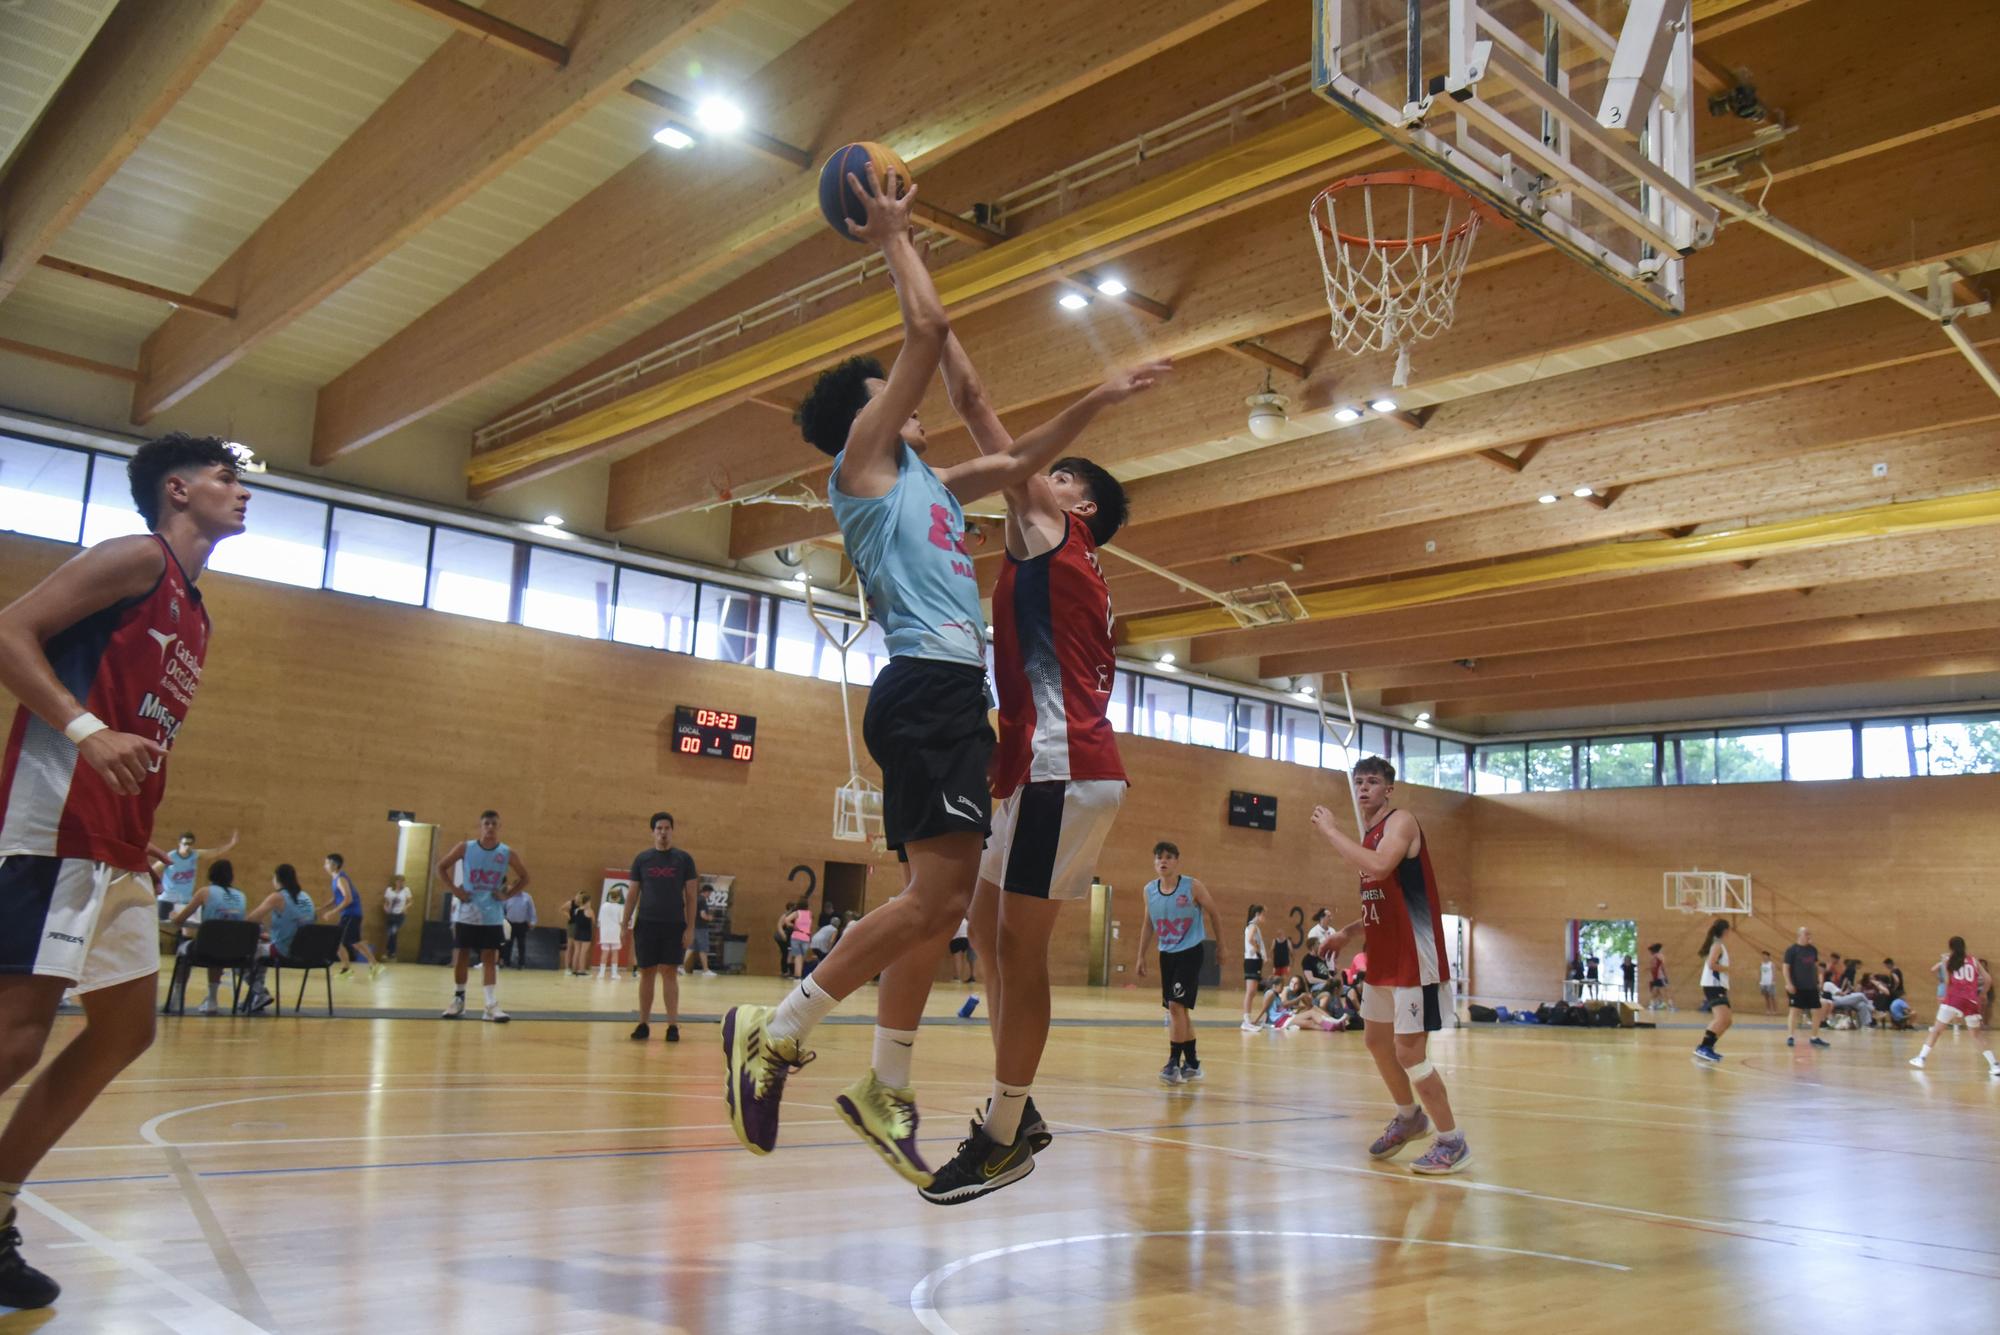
[1566,918,1637,1003]
[822,861,869,922]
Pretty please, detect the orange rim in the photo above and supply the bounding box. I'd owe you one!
[1310,169,1491,251]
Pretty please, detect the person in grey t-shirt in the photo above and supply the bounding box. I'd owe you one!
[626,812,696,1043]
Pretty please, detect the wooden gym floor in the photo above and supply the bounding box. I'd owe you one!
[12,968,1998,1332]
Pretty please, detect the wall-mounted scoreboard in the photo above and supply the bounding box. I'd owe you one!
[674,705,758,762]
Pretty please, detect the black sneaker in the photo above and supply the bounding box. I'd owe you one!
[1021,1097,1053,1154]
[630,1023,650,1041]
[919,1120,1035,1205]
[0,1223,59,1309]
[665,1024,680,1043]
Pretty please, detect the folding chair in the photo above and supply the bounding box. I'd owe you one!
[273,923,344,1017]
[165,920,262,1015]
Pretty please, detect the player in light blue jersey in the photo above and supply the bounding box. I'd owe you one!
[149,827,237,922]
[435,809,531,1022]
[721,160,1168,1206]
[1133,841,1220,1086]
[165,860,249,1015]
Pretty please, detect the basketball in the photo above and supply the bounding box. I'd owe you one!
[817,141,912,240]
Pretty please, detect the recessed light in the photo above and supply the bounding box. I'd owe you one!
[1158,661,1179,673]
[1414,718,1433,730]
[1057,292,1091,311]
[1573,485,1595,498]
[652,125,694,150]
[1537,493,1558,504]
[1369,398,1398,414]
[527,523,572,541]
[1333,406,1363,424]
[1094,277,1128,296]
[1159,652,1176,665]
[541,514,564,527]
[1294,688,1315,701]
[1416,711,1432,721]
[695,96,745,134]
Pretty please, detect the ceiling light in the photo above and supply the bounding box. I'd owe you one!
[1245,387,1289,441]
[1573,485,1595,498]
[1295,687,1315,701]
[1369,398,1399,414]
[1057,291,1091,311]
[1094,277,1128,296]
[1158,661,1179,673]
[695,96,745,134]
[541,514,564,527]
[527,523,572,541]
[1159,652,1176,665]
[1416,711,1432,722]
[652,125,695,150]
[1414,718,1433,730]
[1333,406,1363,424]
[1537,493,1558,504]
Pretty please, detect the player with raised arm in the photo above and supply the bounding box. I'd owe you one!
[0,433,248,1308]
[1132,842,1220,1085]
[1308,757,1469,1175]
[436,810,530,1023]
[720,160,1165,1204]
[151,827,237,921]
[1910,936,1999,1075]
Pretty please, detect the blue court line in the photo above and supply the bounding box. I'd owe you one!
[33,1112,1328,1189]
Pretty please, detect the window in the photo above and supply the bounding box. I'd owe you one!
[521,547,614,639]
[1474,743,1525,794]
[1188,687,1232,749]
[0,437,87,542]
[1360,723,1393,761]
[1133,675,1190,743]
[1275,707,1322,767]
[1234,700,1270,758]
[1435,742,1468,792]
[1666,731,1716,785]
[428,527,514,623]
[1106,672,1133,733]
[325,508,428,605]
[771,598,885,683]
[207,486,328,589]
[1860,720,1919,778]
[696,587,768,666]
[1716,729,1782,784]
[1402,731,1438,787]
[1782,723,1853,781]
[82,452,147,547]
[1585,736,1656,788]
[1527,741,1575,791]
[1919,713,2000,775]
[612,568,697,652]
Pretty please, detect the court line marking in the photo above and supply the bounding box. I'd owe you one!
[135,1085,721,1147]
[55,1116,847,1154]
[16,1189,275,1335]
[910,1229,1628,1334]
[158,1140,280,1331]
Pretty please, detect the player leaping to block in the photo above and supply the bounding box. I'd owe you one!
[720,160,1166,1201]
[1309,757,1470,1175]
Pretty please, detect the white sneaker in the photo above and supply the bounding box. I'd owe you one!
[1908,1055,1925,1068]
[197,997,218,1016]
[1240,1019,1261,1032]
[483,1006,511,1024]
[702,970,717,978]
[442,995,465,1019]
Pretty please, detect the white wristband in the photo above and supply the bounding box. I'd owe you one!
[64,712,109,745]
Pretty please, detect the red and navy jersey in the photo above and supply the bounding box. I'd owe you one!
[990,512,1125,799]
[0,536,210,871]
[1358,809,1450,988]
[1943,956,1985,1014]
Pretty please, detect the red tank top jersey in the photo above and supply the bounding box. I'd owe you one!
[0,536,210,871]
[989,512,1126,799]
[1358,809,1451,988]
[1943,956,1985,1014]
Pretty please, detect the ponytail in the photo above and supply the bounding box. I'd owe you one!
[274,863,306,901]
[1700,918,1729,961]
[1948,936,1967,974]
[1246,903,1264,923]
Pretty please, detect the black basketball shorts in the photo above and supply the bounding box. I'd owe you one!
[862,657,994,852]
[1159,945,1203,1011]
[631,920,685,970]
[453,922,505,953]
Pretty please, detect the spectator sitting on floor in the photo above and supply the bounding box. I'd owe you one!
[1823,974,1876,1028]
[1270,974,1350,1031]
[806,915,840,975]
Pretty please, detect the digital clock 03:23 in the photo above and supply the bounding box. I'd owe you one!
[673,704,758,762]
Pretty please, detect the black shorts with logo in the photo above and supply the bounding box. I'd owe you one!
[1790,985,1822,1011]
[632,919,686,970]
[1159,945,1203,1011]
[1702,985,1732,1010]
[454,922,505,953]
[862,657,994,852]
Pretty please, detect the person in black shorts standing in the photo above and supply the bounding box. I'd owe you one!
[1783,925,1832,1050]
[1133,844,1220,1086]
[627,812,696,1043]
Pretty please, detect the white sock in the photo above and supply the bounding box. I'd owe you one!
[1397,1103,1420,1119]
[1984,1049,1997,1066]
[483,985,497,1008]
[986,1082,1030,1144]
[768,976,840,1044]
[871,1026,919,1089]
[1917,1043,1932,1059]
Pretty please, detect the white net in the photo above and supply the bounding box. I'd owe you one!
[1310,170,1482,387]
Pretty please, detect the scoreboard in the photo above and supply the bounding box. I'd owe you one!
[674,705,758,762]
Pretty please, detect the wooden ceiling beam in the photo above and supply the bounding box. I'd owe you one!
[132,0,735,426]
[1226,341,1310,381]
[388,0,568,66]
[620,80,812,170]
[36,256,234,319]
[0,336,140,384]
[0,0,265,302]
[314,0,1269,463]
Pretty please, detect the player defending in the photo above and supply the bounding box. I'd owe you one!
[0,433,248,1308]
[151,827,237,919]
[436,810,530,1022]
[720,160,1165,1200]
[1309,758,1469,1175]
[1910,937,1998,1075]
[1133,842,1219,1085]
[321,852,381,979]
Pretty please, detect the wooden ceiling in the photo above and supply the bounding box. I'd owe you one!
[2,0,1997,733]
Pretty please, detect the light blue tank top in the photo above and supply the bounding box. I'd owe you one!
[162,850,199,902]
[459,841,511,926]
[1146,876,1205,954]
[828,442,985,666]
[203,884,247,921]
[270,890,315,954]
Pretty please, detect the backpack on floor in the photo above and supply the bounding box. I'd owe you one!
[1468,1003,1498,1022]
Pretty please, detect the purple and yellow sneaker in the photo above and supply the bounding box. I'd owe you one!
[1367,1108,1431,1160]
[834,1072,933,1187]
[1410,1134,1472,1176]
[722,1005,812,1154]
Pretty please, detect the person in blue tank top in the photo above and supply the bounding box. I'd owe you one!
[148,827,237,923]
[435,809,531,1023]
[1132,842,1220,1086]
[720,160,1173,1207]
[166,859,250,1015]
[318,852,380,980]
[242,863,316,1014]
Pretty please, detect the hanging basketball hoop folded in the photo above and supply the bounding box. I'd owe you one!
[1310,170,1484,387]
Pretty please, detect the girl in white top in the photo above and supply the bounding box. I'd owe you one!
[597,885,626,979]
[1241,904,1270,1031]
[1694,918,1733,1063]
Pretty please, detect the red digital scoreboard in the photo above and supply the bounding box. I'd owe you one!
[674,705,757,762]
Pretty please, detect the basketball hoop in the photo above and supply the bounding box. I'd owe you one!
[1310,170,1485,388]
